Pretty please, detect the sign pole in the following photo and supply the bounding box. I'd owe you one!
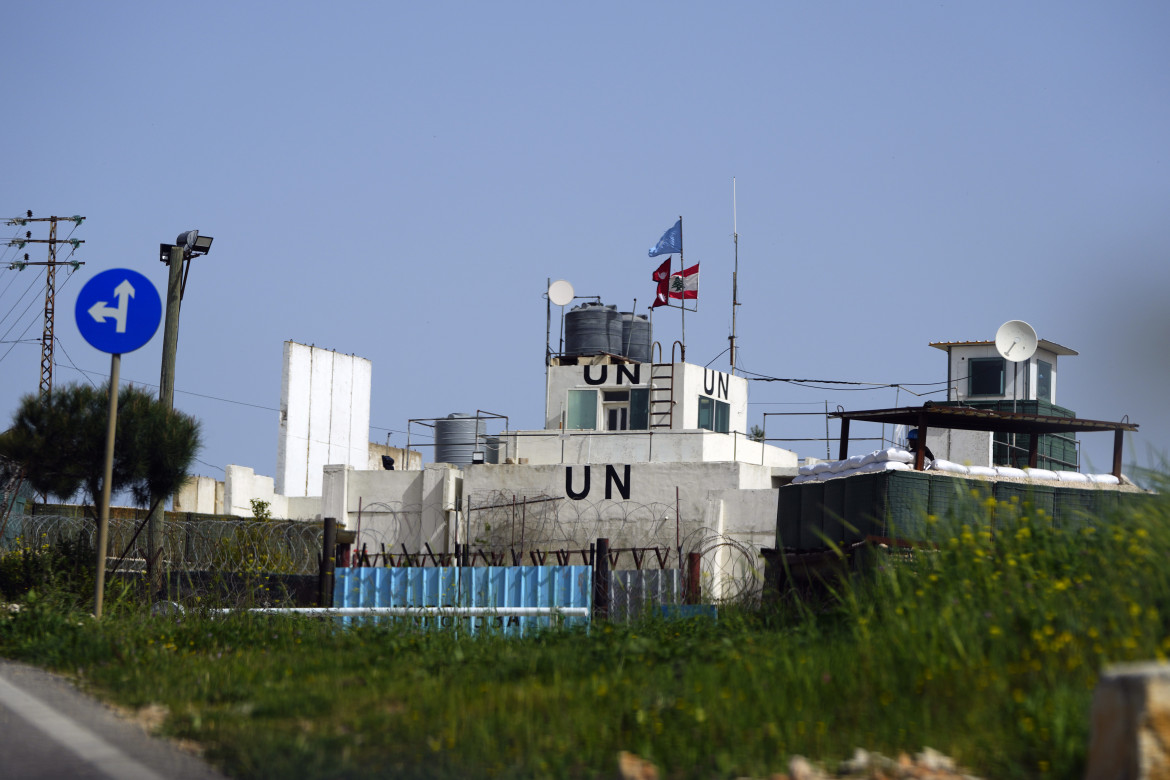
[75,267,166,616]
[93,352,120,619]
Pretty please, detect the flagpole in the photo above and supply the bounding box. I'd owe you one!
[678,214,685,361]
[730,178,739,376]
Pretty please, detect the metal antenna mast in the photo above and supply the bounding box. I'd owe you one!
[5,212,86,399]
[729,178,740,376]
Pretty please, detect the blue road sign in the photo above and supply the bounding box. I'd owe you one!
[75,269,162,354]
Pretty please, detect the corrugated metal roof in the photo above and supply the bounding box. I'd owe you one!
[829,404,1136,434]
[928,339,1078,356]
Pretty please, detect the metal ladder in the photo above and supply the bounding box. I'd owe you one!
[649,362,675,429]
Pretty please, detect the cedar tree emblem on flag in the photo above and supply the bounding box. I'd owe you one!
[668,263,699,299]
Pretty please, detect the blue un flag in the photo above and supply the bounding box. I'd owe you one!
[649,219,682,257]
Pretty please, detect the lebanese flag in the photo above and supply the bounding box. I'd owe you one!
[668,263,698,299]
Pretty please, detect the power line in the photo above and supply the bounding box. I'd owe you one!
[50,359,415,440]
[3,213,87,398]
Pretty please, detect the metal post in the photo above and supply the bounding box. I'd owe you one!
[838,418,850,461]
[1113,429,1125,480]
[685,552,702,605]
[320,517,337,608]
[593,537,609,621]
[93,353,120,619]
[146,245,186,594]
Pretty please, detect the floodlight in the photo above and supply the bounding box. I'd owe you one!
[175,230,214,257]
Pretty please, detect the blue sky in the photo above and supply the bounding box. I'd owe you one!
[2,1,1168,492]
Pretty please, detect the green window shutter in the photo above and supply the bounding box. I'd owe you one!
[566,389,597,430]
[629,388,649,430]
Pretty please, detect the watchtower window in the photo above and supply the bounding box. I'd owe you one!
[1037,360,1052,402]
[969,358,1005,396]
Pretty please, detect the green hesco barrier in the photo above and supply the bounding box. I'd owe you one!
[1053,488,1102,531]
[1117,491,1158,519]
[993,482,1056,526]
[842,471,931,543]
[822,478,850,546]
[1095,488,1119,518]
[777,474,1146,553]
[885,471,932,541]
[776,484,804,549]
[929,474,991,522]
[799,482,826,550]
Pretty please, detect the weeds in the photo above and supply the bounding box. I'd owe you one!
[0,486,1167,778]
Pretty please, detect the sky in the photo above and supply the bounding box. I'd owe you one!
[2,1,1168,496]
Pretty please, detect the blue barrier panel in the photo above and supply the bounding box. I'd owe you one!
[334,566,591,636]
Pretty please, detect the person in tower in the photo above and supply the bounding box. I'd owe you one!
[906,428,935,463]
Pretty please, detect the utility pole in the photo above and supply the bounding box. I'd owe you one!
[147,230,214,596]
[5,212,86,399]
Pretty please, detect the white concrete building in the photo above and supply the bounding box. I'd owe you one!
[320,355,797,569]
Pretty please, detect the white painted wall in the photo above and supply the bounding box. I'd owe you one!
[928,429,994,467]
[320,459,783,554]
[544,361,748,434]
[174,476,222,515]
[224,465,282,518]
[276,341,372,497]
[944,344,1064,404]
[499,429,795,468]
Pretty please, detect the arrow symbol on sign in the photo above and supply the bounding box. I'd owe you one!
[87,279,135,333]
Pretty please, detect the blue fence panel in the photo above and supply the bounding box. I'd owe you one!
[334,565,591,636]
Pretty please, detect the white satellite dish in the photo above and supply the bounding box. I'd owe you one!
[995,320,1038,362]
[548,279,575,307]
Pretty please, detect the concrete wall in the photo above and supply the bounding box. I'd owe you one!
[366,443,423,472]
[276,341,372,497]
[224,465,283,518]
[544,362,748,434]
[319,459,782,555]
[321,463,458,553]
[500,429,796,468]
[174,476,223,515]
[926,429,994,467]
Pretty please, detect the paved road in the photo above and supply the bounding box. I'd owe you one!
[0,660,228,780]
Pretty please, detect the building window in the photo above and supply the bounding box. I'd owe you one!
[601,389,650,431]
[969,358,1005,396]
[698,396,730,433]
[1037,360,1052,403]
[566,389,597,430]
[629,388,649,430]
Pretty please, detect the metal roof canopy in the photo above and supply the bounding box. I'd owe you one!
[928,339,1079,356]
[829,403,1137,478]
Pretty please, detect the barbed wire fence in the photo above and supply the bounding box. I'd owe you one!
[1,513,324,607]
[3,494,768,613]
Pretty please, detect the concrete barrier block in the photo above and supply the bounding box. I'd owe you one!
[1086,661,1170,779]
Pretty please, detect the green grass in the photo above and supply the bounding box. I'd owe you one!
[2,483,1170,778]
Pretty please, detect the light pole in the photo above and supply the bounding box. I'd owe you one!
[147,229,213,593]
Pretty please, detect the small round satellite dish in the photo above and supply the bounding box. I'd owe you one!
[548,279,574,306]
[995,320,1038,362]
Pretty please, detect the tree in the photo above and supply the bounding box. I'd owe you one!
[0,383,202,516]
[749,424,766,443]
